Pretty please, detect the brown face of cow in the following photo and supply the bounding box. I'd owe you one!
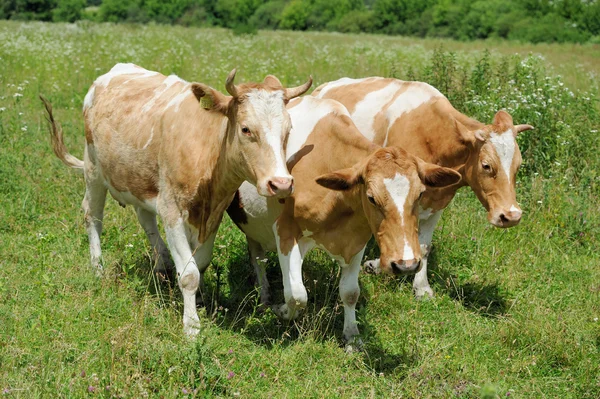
[191,70,312,198]
[316,147,462,276]
[462,110,534,228]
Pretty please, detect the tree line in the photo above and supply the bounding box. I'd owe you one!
[2,0,600,44]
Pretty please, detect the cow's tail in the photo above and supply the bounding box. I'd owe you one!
[40,95,84,171]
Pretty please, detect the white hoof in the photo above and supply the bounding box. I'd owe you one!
[414,285,434,300]
[363,259,381,274]
[183,320,201,338]
[272,303,302,320]
[344,337,364,354]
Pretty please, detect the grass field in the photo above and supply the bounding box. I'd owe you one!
[1,20,599,398]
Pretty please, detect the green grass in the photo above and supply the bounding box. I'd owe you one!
[1,20,599,398]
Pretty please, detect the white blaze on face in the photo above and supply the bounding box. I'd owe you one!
[246,89,292,179]
[383,173,414,260]
[489,129,516,183]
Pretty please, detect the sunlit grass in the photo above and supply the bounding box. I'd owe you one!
[0,20,599,398]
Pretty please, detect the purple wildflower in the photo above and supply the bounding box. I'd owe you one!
[87,385,95,393]
[227,371,235,379]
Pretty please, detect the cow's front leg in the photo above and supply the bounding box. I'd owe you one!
[164,216,201,337]
[273,222,309,320]
[339,247,366,352]
[413,210,442,300]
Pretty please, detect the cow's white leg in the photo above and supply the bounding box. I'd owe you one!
[190,232,216,306]
[339,246,366,350]
[273,231,310,320]
[248,237,270,306]
[164,217,201,337]
[82,149,107,275]
[413,210,443,299]
[135,207,171,274]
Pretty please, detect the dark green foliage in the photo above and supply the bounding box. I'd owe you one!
[52,0,85,22]
[2,0,600,44]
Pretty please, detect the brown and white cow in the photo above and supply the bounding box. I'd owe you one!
[42,63,312,336]
[227,97,461,345]
[312,77,533,298]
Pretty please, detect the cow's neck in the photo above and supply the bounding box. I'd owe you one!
[187,120,244,243]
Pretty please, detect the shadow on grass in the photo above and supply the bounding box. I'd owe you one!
[426,247,510,317]
[203,246,416,374]
[365,237,510,318]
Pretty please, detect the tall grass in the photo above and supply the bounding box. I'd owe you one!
[0,21,599,398]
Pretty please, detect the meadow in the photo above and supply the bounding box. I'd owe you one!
[0,20,599,398]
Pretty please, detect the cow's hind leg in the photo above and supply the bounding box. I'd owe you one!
[135,207,172,275]
[82,147,107,275]
[191,232,216,307]
[339,247,366,352]
[248,237,270,306]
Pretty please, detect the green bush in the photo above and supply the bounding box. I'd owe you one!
[328,9,375,34]
[279,0,310,30]
[509,13,590,43]
[2,0,600,44]
[249,0,285,30]
[178,5,211,27]
[52,0,86,22]
[99,0,136,23]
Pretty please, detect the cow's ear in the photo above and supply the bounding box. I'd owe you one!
[191,83,231,115]
[316,167,363,191]
[263,75,283,89]
[493,110,514,127]
[416,158,462,188]
[455,119,486,145]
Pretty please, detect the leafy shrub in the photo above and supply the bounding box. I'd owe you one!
[279,0,310,30]
[249,0,286,30]
[509,13,590,43]
[52,0,85,22]
[99,0,136,23]
[328,9,375,34]
[178,5,212,27]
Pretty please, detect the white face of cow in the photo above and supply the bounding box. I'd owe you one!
[465,110,534,228]
[236,89,294,197]
[316,147,462,275]
[191,71,313,198]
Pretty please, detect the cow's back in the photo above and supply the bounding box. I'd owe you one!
[313,77,473,163]
[82,63,224,206]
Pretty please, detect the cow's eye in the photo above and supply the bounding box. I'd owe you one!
[482,162,491,171]
[367,195,376,205]
[241,126,251,136]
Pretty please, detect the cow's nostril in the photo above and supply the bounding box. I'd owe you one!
[268,180,279,193]
[499,213,509,224]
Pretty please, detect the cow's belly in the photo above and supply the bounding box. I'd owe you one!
[105,180,158,213]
